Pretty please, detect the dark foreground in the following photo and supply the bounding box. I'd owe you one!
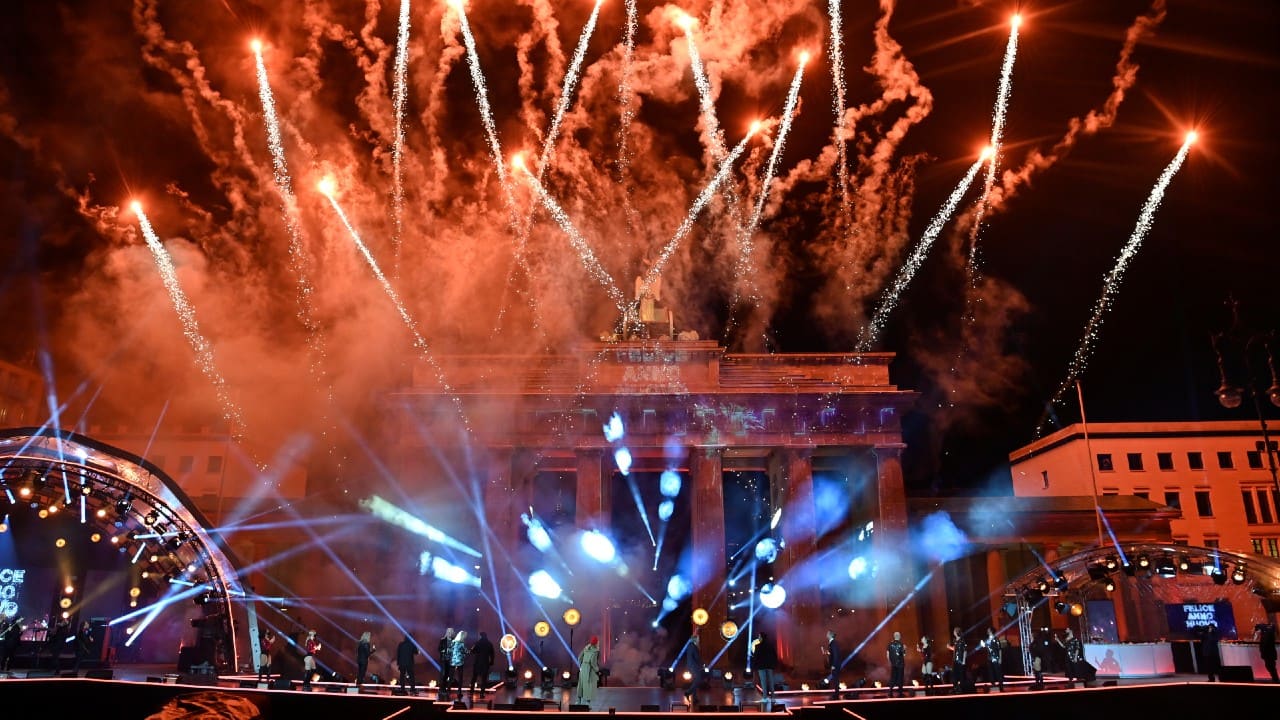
[0,671,1276,720]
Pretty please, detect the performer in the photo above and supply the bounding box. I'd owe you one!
[437,627,455,695]
[947,626,968,693]
[1055,627,1083,684]
[258,629,276,682]
[302,629,322,690]
[1029,630,1048,689]
[682,634,705,707]
[1198,624,1222,682]
[823,629,842,697]
[45,616,71,670]
[0,615,22,672]
[396,634,419,695]
[470,631,495,696]
[886,631,907,697]
[356,631,375,687]
[750,633,778,703]
[982,627,1004,692]
[1254,622,1278,682]
[448,630,469,699]
[73,620,93,673]
[575,635,600,706]
[917,634,935,693]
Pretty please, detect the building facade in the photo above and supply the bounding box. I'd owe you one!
[1010,420,1280,559]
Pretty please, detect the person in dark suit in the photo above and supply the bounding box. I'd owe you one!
[751,633,779,703]
[44,616,71,670]
[1254,622,1278,682]
[470,631,495,696]
[1197,624,1222,682]
[824,630,842,697]
[73,621,94,673]
[437,628,454,694]
[396,635,419,694]
[682,634,705,707]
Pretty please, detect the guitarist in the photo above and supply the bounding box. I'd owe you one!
[0,614,24,672]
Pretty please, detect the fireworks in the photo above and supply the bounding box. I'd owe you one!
[859,150,991,352]
[534,0,606,181]
[1039,133,1197,434]
[317,180,470,431]
[390,0,412,270]
[130,203,246,438]
[827,0,849,212]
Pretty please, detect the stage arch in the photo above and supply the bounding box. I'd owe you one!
[0,427,251,671]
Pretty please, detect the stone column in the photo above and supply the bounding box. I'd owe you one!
[574,449,608,663]
[870,444,921,652]
[575,449,606,529]
[987,549,1008,630]
[689,447,727,658]
[769,447,821,674]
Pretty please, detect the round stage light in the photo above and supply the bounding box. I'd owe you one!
[759,583,787,609]
[563,608,581,626]
[499,633,518,653]
[534,621,551,638]
[691,608,709,626]
[55,538,66,548]
[720,620,739,640]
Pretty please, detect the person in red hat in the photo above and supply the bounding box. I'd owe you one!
[576,635,601,706]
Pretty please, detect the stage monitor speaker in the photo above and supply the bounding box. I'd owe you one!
[26,670,56,678]
[1220,666,1254,683]
[272,678,293,690]
[178,673,220,686]
[640,705,660,712]
[512,697,544,710]
[84,669,114,680]
[719,706,742,712]
[696,705,719,712]
[568,704,590,712]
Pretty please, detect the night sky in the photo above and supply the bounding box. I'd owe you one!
[0,0,1276,495]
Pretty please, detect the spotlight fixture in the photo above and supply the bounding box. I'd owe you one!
[1104,556,1118,571]
[1232,563,1247,584]
[1210,566,1228,586]
[1054,601,1068,615]
[1054,575,1069,592]
[1036,577,1049,593]
[1104,579,1116,592]
[1178,554,1190,572]
[116,496,132,515]
[1136,554,1151,569]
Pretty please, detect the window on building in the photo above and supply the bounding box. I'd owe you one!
[1204,538,1220,549]
[1097,453,1114,471]
[1244,491,1259,524]
[179,456,194,473]
[1248,450,1264,469]
[1157,452,1174,471]
[1102,488,1120,496]
[1261,491,1275,524]
[1217,451,1234,469]
[1134,490,1149,500]
[1164,491,1181,510]
[1195,490,1214,518]
[1187,452,1204,470]
[1127,453,1144,471]
[1253,538,1264,554]
[1270,538,1280,558]
[207,456,223,473]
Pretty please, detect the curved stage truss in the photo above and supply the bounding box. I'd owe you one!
[0,427,248,670]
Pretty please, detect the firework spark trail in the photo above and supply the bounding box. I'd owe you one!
[615,0,639,232]
[639,130,756,299]
[736,58,808,292]
[827,0,850,213]
[319,183,471,432]
[681,20,747,236]
[1038,135,1195,434]
[858,154,988,351]
[966,16,1020,272]
[518,164,629,316]
[452,3,518,225]
[132,204,247,438]
[533,0,605,182]
[390,0,411,273]
[252,43,323,340]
